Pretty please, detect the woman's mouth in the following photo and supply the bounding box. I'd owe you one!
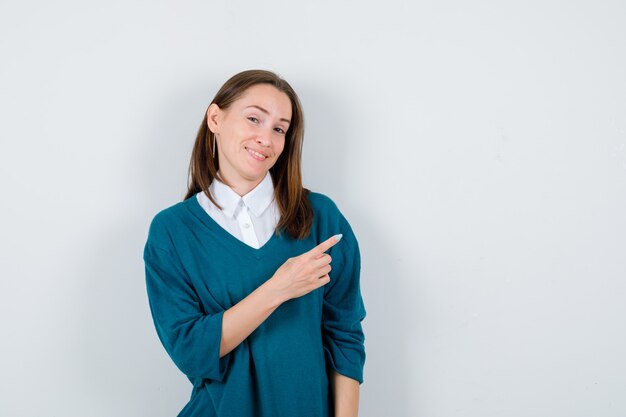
[246,147,267,161]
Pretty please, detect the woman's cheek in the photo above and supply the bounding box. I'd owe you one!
[278,139,286,154]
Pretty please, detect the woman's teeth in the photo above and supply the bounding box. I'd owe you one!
[247,148,266,160]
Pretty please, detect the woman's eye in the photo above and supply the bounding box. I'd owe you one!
[247,116,259,123]
[274,127,286,134]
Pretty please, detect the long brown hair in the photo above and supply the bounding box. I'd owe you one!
[185,69,313,240]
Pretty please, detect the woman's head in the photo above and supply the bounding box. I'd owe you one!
[207,82,292,190]
[186,69,313,239]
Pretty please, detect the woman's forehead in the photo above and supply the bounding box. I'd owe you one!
[236,84,292,117]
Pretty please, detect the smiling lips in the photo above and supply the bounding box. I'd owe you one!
[246,147,267,161]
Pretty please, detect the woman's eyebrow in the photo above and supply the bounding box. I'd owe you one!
[245,105,291,124]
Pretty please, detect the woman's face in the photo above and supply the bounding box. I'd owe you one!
[207,83,292,187]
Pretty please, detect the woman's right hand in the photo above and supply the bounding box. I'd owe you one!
[218,234,343,358]
[269,234,343,302]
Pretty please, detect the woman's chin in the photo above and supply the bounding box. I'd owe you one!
[239,166,269,182]
[243,160,270,175]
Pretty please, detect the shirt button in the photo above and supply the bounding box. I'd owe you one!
[243,223,250,228]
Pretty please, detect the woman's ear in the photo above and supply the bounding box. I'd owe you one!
[206,103,221,134]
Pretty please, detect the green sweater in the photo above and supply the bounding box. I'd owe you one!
[143,191,366,417]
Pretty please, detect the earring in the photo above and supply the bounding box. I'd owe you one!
[213,135,217,157]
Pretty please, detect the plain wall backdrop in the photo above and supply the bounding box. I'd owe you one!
[1,0,625,416]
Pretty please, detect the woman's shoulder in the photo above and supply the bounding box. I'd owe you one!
[150,198,191,224]
[306,189,353,229]
[307,190,340,213]
[145,197,196,242]
[306,190,360,250]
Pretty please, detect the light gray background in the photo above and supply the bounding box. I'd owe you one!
[1,1,625,416]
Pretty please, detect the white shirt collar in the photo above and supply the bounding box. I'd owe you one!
[209,171,275,218]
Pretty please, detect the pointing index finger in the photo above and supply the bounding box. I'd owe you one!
[311,234,343,256]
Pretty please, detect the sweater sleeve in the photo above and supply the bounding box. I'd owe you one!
[143,222,231,386]
[322,216,367,384]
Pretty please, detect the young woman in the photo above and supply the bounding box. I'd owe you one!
[143,69,366,417]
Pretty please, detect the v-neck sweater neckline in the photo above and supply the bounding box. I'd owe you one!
[183,194,284,259]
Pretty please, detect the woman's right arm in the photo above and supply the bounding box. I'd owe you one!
[219,234,342,358]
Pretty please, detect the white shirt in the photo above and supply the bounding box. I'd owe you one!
[196,171,281,249]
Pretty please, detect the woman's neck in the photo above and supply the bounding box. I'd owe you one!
[217,170,266,197]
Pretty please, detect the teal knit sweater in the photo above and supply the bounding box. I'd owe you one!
[143,191,366,417]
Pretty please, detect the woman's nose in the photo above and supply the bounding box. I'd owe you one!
[256,131,272,146]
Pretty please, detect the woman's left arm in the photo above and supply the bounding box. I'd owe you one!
[332,370,360,417]
[322,212,367,415]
